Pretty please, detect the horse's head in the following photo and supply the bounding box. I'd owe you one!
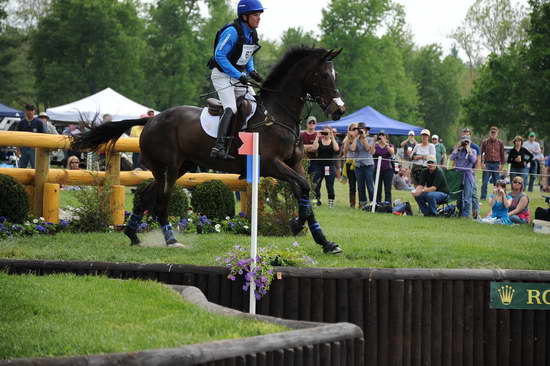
[304,48,346,120]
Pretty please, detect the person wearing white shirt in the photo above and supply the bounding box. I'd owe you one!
[523,131,543,192]
[410,129,436,185]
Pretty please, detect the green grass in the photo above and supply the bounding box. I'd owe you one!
[1,180,549,270]
[0,272,286,360]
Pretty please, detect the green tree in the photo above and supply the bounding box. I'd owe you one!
[31,0,147,108]
[319,0,419,125]
[522,0,550,134]
[462,45,529,137]
[450,0,527,72]
[0,0,36,107]
[410,45,465,144]
[279,27,317,54]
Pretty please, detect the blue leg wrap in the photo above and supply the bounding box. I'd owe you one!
[126,214,142,231]
[162,224,176,243]
[308,220,322,233]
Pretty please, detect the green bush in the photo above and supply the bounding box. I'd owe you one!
[0,174,29,223]
[133,179,189,218]
[71,184,112,232]
[191,180,234,220]
[258,178,299,236]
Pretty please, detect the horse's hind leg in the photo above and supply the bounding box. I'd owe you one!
[152,165,187,248]
[124,180,156,245]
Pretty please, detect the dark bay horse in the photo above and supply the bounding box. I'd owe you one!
[71,47,346,253]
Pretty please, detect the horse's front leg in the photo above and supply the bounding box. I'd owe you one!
[266,158,342,254]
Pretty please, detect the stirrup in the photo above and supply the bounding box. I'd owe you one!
[210,146,235,160]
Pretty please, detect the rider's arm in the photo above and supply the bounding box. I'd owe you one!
[246,57,255,74]
[214,27,245,80]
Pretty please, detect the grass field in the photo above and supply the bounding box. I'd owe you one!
[1,179,549,270]
[0,272,286,360]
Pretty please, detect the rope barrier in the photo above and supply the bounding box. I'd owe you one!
[305,156,550,179]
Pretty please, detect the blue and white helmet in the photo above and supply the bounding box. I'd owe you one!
[237,0,266,16]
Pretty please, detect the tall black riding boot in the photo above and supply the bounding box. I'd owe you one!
[210,107,235,160]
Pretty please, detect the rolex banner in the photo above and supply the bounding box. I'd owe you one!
[490,282,550,310]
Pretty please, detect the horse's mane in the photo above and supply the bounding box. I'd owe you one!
[262,46,327,89]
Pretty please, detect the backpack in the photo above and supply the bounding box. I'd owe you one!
[392,202,413,216]
[535,207,550,222]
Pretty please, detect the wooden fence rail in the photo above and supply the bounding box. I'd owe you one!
[0,131,249,223]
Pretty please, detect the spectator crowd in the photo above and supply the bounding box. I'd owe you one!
[300,116,548,225]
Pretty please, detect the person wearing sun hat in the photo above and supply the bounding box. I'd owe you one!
[522,131,543,192]
[400,130,417,165]
[410,129,436,185]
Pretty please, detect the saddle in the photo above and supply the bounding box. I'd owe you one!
[206,96,253,132]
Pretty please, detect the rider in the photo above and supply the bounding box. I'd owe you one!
[207,0,265,160]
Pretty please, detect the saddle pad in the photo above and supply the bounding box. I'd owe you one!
[200,97,258,138]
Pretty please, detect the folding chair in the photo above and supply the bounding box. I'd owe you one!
[437,168,464,217]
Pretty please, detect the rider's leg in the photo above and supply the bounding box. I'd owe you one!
[210,68,238,160]
[211,107,235,160]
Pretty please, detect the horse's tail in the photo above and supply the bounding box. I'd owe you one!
[71,117,150,151]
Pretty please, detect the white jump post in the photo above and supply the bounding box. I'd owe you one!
[371,156,382,213]
[249,132,260,314]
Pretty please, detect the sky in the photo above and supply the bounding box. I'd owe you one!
[255,0,529,55]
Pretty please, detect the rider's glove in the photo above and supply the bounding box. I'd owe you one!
[239,74,251,85]
[249,71,263,83]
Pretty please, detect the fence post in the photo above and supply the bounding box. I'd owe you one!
[110,185,125,225]
[105,151,121,185]
[105,151,123,225]
[43,183,60,223]
[33,148,50,217]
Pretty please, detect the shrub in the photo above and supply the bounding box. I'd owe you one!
[70,178,112,232]
[132,179,189,218]
[258,178,298,236]
[191,180,235,220]
[0,174,29,223]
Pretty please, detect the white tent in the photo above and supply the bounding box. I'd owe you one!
[46,87,156,122]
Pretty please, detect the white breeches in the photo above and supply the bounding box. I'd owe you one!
[210,68,255,114]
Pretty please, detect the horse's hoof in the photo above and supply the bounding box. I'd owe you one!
[124,228,141,246]
[323,243,343,254]
[167,242,189,249]
[289,217,304,236]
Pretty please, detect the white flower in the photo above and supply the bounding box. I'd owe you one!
[109,225,114,230]
[188,218,193,223]
[225,216,230,220]
[244,225,249,230]
[32,219,38,224]
[215,224,221,232]
[39,217,45,221]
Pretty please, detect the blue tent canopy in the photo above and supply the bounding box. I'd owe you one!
[0,103,22,118]
[318,106,423,135]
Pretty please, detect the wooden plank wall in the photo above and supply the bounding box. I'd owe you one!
[2,260,550,366]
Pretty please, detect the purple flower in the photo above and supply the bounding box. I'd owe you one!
[36,225,46,233]
[59,220,69,227]
[0,217,6,223]
[242,283,249,291]
[124,211,130,218]
[254,292,261,300]
[239,212,246,218]
[12,224,22,231]
[199,215,211,225]
[138,223,148,232]
[228,275,236,281]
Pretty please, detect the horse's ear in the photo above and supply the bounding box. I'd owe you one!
[331,48,343,59]
[324,48,343,61]
[321,49,335,62]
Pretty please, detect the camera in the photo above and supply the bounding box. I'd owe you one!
[321,132,328,136]
[358,129,364,135]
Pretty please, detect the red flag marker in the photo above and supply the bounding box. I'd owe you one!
[238,132,254,155]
